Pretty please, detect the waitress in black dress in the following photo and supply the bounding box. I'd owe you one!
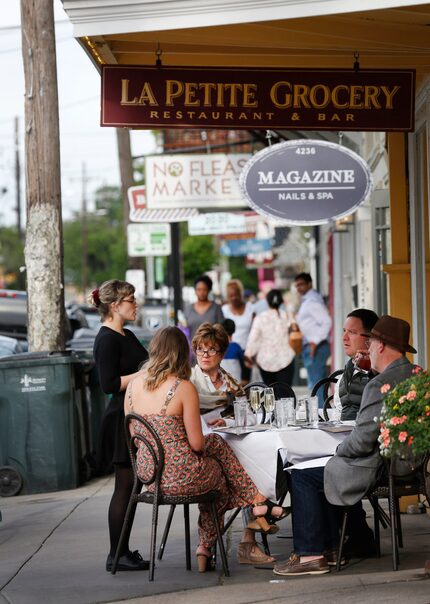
[91,279,149,572]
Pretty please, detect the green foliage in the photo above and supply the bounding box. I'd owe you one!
[379,367,430,457]
[181,233,218,284]
[94,185,124,224]
[228,257,258,293]
[63,185,127,288]
[0,227,25,289]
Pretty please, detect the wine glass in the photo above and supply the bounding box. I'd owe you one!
[264,387,275,428]
[249,386,262,417]
[353,351,371,374]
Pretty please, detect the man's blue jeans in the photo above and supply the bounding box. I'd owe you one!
[290,467,340,556]
[302,340,330,407]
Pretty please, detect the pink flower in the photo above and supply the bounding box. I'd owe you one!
[406,390,417,400]
[398,431,408,443]
[390,415,407,426]
[380,384,391,394]
[412,366,423,374]
[408,436,414,445]
[399,395,406,404]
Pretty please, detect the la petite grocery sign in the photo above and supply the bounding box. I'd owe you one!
[240,140,373,225]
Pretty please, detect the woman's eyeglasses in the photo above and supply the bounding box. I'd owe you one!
[196,347,220,357]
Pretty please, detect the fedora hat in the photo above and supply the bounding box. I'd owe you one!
[361,314,417,354]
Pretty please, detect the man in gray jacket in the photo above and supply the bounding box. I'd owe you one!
[274,315,416,576]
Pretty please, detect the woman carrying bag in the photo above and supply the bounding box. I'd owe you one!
[245,289,296,387]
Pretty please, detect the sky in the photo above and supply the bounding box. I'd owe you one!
[0,0,156,228]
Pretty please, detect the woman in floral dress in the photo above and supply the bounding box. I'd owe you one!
[124,326,281,571]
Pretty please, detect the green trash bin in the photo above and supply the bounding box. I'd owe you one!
[0,351,87,496]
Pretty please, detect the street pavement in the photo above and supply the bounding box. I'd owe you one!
[1,476,429,604]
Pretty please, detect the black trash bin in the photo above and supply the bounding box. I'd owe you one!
[0,351,89,496]
[71,348,108,471]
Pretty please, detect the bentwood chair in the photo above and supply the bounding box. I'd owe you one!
[311,369,343,420]
[269,381,296,404]
[111,413,230,580]
[336,453,430,571]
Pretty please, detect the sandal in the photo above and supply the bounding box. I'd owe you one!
[245,501,278,534]
[196,547,215,572]
[265,501,291,522]
[237,542,275,566]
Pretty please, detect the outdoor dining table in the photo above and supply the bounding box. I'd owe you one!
[210,425,348,501]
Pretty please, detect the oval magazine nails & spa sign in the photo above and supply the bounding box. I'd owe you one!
[240,139,373,225]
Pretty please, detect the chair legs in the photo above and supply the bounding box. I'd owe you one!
[336,510,348,571]
[149,500,160,581]
[210,500,230,577]
[395,498,403,548]
[223,507,241,533]
[368,495,381,558]
[261,532,271,556]
[157,504,176,560]
[111,496,136,575]
[183,504,191,571]
[388,474,400,571]
[115,498,229,579]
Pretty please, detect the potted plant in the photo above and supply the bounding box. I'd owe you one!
[378,367,430,476]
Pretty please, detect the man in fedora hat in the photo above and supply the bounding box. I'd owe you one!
[274,315,416,577]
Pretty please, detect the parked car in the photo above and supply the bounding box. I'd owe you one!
[0,335,24,356]
[0,290,89,343]
[66,304,101,332]
[0,290,27,341]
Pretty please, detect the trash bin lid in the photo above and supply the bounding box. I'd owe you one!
[0,350,81,368]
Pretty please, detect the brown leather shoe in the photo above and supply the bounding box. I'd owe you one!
[273,553,330,576]
[237,542,275,566]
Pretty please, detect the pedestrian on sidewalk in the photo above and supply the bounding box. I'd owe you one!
[91,280,149,572]
[294,273,332,407]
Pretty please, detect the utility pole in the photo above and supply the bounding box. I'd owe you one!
[116,128,134,240]
[14,117,22,239]
[81,162,89,297]
[116,128,151,291]
[21,0,65,351]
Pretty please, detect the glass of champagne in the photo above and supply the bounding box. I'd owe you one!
[264,387,276,428]
[249,386,262,421]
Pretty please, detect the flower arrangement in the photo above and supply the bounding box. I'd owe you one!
[378,366,430,458]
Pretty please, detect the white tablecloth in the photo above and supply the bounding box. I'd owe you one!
[219,427,346,501]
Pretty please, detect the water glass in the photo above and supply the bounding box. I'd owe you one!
[234,399,248,433]
[307,395,319,428]
[275,399,288,429]
[296,396,309,424]
[285,397,296,425]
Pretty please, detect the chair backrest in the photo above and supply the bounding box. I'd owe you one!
[269,381,296,404]
[311,369,343,421]
[125,412,165,490]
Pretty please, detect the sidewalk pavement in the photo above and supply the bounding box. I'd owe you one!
[1,476,429,604]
